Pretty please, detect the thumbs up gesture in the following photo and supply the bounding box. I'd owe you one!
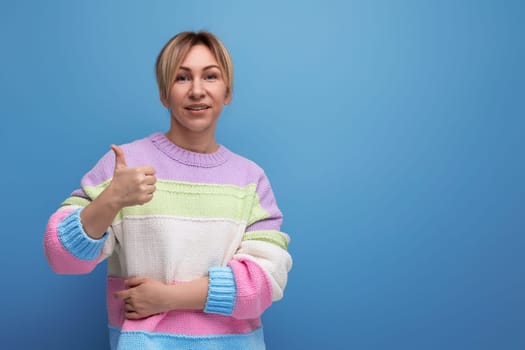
[108,144,157,209]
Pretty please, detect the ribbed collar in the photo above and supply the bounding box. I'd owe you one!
[150,132,231,168]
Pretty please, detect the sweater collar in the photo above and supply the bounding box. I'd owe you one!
[150,132,231,168]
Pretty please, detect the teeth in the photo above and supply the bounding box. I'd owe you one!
[187,106,208,110]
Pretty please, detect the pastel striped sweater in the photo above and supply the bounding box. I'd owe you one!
[44,132,292,350]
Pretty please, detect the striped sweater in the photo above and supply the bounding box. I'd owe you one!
[44,132,292,350]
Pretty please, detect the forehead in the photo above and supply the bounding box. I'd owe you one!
[180,44,219,69]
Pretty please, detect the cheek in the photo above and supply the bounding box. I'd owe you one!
[213,87,229,103]
[167,89,186,106]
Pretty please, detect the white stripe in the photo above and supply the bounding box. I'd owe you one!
[108,216,246,282]
[112,214,245,226]
[234,240,293,302]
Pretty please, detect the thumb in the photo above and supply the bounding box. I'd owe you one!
[111,144,127,170]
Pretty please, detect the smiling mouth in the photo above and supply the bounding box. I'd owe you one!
[185,105,210,111]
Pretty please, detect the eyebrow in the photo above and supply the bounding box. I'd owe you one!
[179,65,221,71]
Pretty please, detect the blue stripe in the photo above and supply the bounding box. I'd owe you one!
[109,325,265,350]
[204,266,236,315]
[57,208,107,260]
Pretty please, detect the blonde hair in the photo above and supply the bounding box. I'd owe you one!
[156,31,234,103]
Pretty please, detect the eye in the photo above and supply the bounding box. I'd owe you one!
[175,74,190,82]
[204,73,218,81]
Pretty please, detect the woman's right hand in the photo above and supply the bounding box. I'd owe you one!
[79,145,157,239]
[107,144,157,210]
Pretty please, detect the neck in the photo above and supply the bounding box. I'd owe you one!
[164,128,219,154]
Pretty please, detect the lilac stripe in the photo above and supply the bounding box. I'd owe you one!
[81,133,267,189]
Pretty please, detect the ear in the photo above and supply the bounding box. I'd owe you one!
[224,90,232,105]
[160,95,169,108]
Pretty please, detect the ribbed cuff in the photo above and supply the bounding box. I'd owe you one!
[204,266,237,315]
[57,208,107,260]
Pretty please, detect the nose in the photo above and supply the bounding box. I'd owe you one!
[189,79,205,99]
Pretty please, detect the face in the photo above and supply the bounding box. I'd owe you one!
[163,44,231,139]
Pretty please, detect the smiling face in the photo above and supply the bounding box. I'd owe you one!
[162,44,231,150]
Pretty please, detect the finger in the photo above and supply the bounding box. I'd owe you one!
[125,302,135,312]
[138,166,156,176]
[111,144,128,170]
[125,311,142,320]
[143,186,156,196]
[138,193,154,205]
[114,290,130,300]
[143,175,157,186]
[145,184,156,194]
[125,277,147,288]
[141,182,156,191]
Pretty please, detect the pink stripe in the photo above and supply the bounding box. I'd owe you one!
[43,208,100,274]
[229,258,273,319]
[107,276,261,335]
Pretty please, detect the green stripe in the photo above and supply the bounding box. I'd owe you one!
[247,196,270,226]
[243,230,289,250]
[61,196,90,207]
[83,179,270,222]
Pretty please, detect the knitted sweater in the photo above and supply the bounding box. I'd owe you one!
[43,132,292,350]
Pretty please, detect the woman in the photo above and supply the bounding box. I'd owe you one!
[44,31,292,350]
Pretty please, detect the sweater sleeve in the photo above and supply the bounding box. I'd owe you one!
[43,151,117,274]
[204,171,292,319]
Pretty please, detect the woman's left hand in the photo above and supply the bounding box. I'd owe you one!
[114,277,174,319]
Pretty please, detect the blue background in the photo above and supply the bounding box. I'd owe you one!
[1,1,523,349]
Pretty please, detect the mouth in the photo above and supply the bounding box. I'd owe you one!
[185,104,210,111]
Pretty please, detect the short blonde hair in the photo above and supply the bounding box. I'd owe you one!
[156,31,234,103]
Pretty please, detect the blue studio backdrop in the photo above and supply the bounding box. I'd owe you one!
[1,1,523,349]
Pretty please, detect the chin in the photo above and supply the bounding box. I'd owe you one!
[180,121,216,134]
